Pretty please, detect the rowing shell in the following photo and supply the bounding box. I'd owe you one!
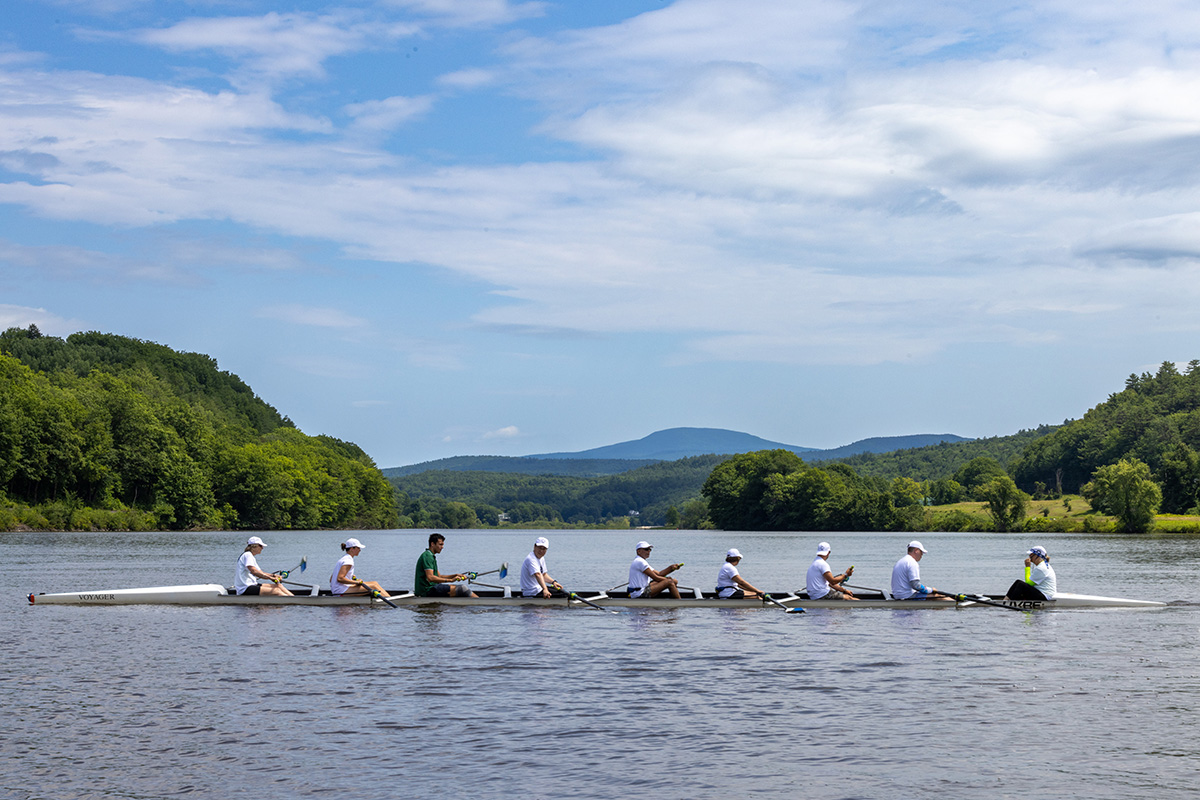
[26,584,1166,609]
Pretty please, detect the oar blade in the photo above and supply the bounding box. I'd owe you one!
[299,557,306,573]
[499,563,508,579]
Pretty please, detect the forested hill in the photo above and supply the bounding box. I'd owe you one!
[0,326,395,531]
[1011,361,1200,513]
[1,329,288,434]
[383,456,658,478]
[391,455,727,527]
[837,427,1057,481]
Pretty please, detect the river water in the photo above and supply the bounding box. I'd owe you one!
[3,529,1199,800]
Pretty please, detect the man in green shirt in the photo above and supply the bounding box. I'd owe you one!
[415,533,478,597]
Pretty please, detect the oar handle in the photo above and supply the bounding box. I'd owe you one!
[568,591,617,614]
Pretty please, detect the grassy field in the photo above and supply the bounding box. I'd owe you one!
[928,495,1200,533]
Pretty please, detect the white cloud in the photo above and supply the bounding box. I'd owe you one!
[437,68,496,89]
[0,304,83,337]
[125,12,420,84]
[6,1,1200,371]
[482,425,520,439]
[258,305,368,329]
[345,95,435,134]
[383,0,546,28]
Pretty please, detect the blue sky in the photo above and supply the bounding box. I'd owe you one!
[4,0,1200,467]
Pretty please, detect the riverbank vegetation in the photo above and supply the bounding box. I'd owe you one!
[0,327,395,531]
[4,326,1197,535]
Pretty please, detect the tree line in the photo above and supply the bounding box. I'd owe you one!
[0,327,395,531]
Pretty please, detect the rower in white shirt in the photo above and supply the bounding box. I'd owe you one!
[520,537,563,598]
[628,541,681,599]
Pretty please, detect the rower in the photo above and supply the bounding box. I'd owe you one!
[890,541,950,600]
[415,533,478,597]
[805,542,855,600]
[235,536,293,597]
[330,538,391,598]
[716,548,765,599]
[628,541,681,599]
[521,537,564,598]
[1003,545,1057,601]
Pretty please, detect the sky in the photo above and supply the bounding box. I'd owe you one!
[3,0,1200,468]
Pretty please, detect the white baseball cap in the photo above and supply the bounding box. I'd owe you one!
[1027,546,1048,558]
[816,542,831,556]
[635,541,653,550]
[344,538,365,550]
[247,536,266,547]
[908,540,928,553]
[726,548,743,559]
[534,537,550,548]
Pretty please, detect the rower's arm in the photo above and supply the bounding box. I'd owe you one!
[733,574,761,595]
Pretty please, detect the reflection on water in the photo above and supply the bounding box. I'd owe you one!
[4,529,1200,799]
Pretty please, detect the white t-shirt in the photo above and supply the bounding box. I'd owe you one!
[1030,561,1057,599]
[891,553,924,599]
[629,556,652,596]
[235,551,260,594]
[330,554,355,595]
[521,552,550,596]
[716,562,740,598]
[806,556,834,599]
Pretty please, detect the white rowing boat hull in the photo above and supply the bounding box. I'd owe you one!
[27,585,1166,609]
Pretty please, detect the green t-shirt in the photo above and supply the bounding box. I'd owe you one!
[415,549,438,596]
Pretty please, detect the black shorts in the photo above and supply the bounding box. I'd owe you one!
[424,584,453,597]
[1005,580,1047,601]
[239,584,262,596]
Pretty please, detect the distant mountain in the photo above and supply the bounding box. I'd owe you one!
[805,434,970,461]
[386,428,974,477]
[382,456,657,479]
[525,427,818,461]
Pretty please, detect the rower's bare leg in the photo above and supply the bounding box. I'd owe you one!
[649,577,681,599]
[261,582,294,596]
[342,581,390,598]
[448,584,479,598]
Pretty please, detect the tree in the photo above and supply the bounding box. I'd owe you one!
[953,456,1009,497]
[678,499,709,529]
[978,475,1028,532]
[702,450,806,530]
[1082,458,1162,533]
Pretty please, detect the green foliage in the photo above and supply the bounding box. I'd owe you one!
[0,331,394,531]
[391,454,726,527]
[1011,361,1200,512]
[977,475,1029,532]
[837,428,1055,482]
[1082,458,1162,533]
[702,450,807,530]
[678,499,710,529]
[701,451,931,531]
[953,457,1009,497]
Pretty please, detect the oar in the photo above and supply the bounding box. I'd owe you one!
[351,574,397,608]
[280,579,317,590]
[469,580,506,590]
[607,581,629,592]
[760,592,805,614]
[933,590,1025,611]
[844,583,890,599]
[468,563,508,581]
[276,557,306,580]
[566,591,619,614]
